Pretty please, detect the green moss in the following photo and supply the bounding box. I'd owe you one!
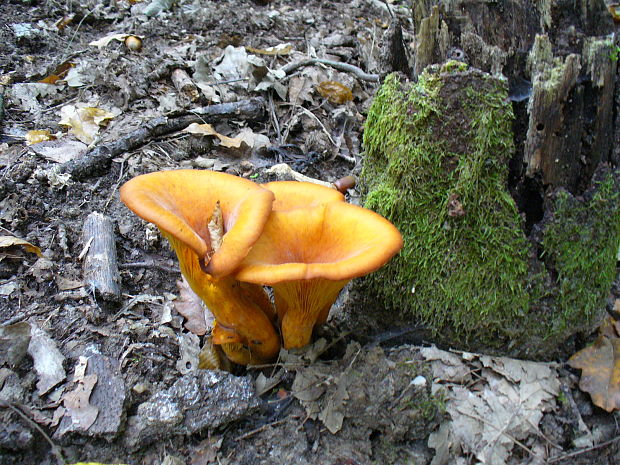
[541,173,620,334]
[362,70,533,348]
[360,69,620,356]
[441,59,469,73]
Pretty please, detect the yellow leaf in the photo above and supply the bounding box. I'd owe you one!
[183,123,243,148]
[0,235,43,257]
[26,130,55,145]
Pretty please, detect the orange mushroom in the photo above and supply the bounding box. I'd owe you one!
[263,180,344,211]
[235,201,403,349]
[120,170,280,365]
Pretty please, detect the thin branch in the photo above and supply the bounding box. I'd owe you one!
[280,58,379,82]
[547,435,620,463]
[0,401,66,465]
[234,418,288,441]
[42,98,266,181]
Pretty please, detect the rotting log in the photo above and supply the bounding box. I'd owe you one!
[82,212,121,302]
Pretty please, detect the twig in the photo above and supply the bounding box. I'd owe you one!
[280,58,379,82]
[119,261,179,274]
[280,102,336,146]
[102,153,127,212]
[268,92,282,144]
[547,435,620,463]
[234,418,288,441]
[0,400,66,465]
[0,305,54,327]
[43,98,266,181]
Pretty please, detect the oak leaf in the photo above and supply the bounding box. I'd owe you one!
[568,319,620,412]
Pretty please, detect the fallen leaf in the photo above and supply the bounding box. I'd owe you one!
[28,322,66,395]
[88,33,130,49]
[61,357,99,431]
[207,201,224,251]
[213,45,250,82]
[420,345,472,383]
[568,329,620,412]
[234,127,270,151]
[183,122,243,148]
[316,80,353,104]
[8,83,60,113]
[427,349,560,465]
[0,281,19,296]
[0,322,31,366]
[0,235,43,257]
[25,130,55,145]
[38,61,75,84]
[174,277,212,335]
[59,105,116,144]
[176,331,200,374]
[189,436,223,465]
[55,15,74,31]
[198,337,227,371]
[144,0,175,17]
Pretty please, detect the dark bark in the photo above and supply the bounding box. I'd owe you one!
[411,0,616,195]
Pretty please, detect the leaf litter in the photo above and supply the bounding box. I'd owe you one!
[424,346,560,465]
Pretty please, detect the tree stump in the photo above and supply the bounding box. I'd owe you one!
[353,0,619,358]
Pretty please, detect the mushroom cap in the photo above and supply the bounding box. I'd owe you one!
[120,169,274,276]
[236,201,403,284]
[263,181,344,211]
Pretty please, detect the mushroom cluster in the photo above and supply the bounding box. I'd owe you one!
[120,170,402,365]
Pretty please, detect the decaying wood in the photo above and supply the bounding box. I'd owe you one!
[44,97,266,180]
[82,212,121,302]
[171,68,200,102]
[376,20,410,77]
[265,163,334,188]
[412,0,616,195]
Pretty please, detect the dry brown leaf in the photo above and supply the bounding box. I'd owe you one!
[183,122,243,148]
[568,326,620,412]
[316,80,353,104]
[190,436,223,465]
[38,61,75,84]
[207,201,224,251]
[174,277,211,335]
[61,357,99,430]
[0,235,43,257]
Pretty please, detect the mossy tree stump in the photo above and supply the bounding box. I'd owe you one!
[356,0,620,359]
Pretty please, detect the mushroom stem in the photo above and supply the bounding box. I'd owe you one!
[166,233,280,364]
[274,279,348,349]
